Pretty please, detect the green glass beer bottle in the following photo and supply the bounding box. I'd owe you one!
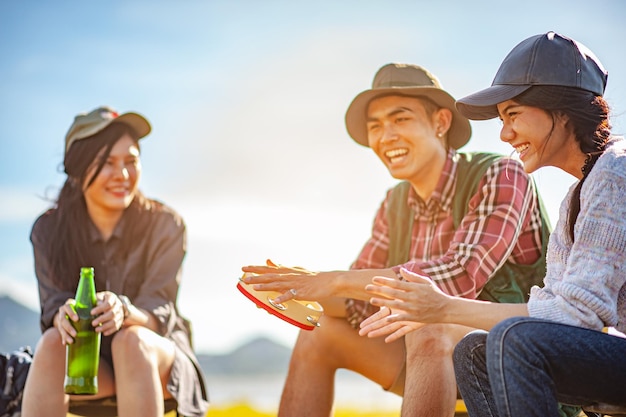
[64,266,101,395]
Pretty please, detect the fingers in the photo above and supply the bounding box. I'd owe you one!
[242,265,276,274]
[384,325,416,343]
[369,296,406,310]
[242,259,312,275]
[62,300,78,322]
[265,259,310,272]
[366,280,412,307]
[242,273,300,295]
[240,264,317,301]
[241,259,285,274]
[241,272,280,284]
[365,283,401,300]
[270,288,297,305]
[91,291,124,335]
[359,309,423,343]
[360,305,391,328]
[359,307,395,334]
[96,316,119,336]
[398,268,431,283]
[57,302,78,345]
[60,292,125,341]
[360,321,401,338]
[370,275,420,290]
[366,274,431,307]
[360,318,407,341]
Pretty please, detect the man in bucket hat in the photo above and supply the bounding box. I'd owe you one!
[243,63,550,416]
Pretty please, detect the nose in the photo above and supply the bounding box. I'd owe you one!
[112,163,130,180]
[500,121,514,143]
[380,123,399,144]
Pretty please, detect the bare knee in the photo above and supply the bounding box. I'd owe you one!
[23,328,66,399]
[34,327,65,359]
[111,326,175,377]
[405,324,463,359]
[111,326,155,363]
[290,316,356,369]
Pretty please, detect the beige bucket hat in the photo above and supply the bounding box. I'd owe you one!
[345,63,471,149]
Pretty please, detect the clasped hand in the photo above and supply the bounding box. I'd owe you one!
[358,268,451,342]
[56,291,127,344]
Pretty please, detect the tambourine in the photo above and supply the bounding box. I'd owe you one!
[236,273,324,331]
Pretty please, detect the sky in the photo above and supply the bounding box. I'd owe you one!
[1,1,625,355]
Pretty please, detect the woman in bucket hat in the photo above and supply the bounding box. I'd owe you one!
[242,63,550,417]
[360,32,626,416]
[22,107,209,417]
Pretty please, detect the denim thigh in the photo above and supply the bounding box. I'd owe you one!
[486,317,626,417]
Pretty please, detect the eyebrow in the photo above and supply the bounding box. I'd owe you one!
[499,103,522,117]
[366,106,414,122]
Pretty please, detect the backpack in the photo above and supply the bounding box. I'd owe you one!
[0,346,33,417]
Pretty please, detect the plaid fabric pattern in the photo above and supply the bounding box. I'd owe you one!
[346,150,543,327]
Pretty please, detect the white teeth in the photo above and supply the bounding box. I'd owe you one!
[385,148,408,158]
[515,144,529,154]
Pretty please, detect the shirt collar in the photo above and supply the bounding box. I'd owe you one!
[87,212,127,244]
[406,148,458,214]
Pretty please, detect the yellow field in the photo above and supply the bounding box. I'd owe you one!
[202,400,469,416]
[71,399,468,416]
[204,403,400,417]
[69,402,401,417]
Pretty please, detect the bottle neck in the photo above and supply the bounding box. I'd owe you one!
[75,268,97,309]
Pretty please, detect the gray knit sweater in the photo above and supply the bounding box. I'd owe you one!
[528,138,626,334]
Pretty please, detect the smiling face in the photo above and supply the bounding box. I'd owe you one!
[83,133,141,220]
[497,100,585,178]
[366,95,450,197]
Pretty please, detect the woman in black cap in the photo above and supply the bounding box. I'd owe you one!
[360,32,626,416]
[22,107,209,417]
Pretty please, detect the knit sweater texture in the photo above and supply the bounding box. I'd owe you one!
[528,138,626,333]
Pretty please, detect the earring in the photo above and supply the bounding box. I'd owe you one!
[437,132,443,138]
[581,153,593,176]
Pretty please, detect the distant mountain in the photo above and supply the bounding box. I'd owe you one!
[0,295,292,376]
[196,336,292,375]
[0,295,41,352]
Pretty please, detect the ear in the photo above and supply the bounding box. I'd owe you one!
[433,108,453,138]
[554,111,572,129]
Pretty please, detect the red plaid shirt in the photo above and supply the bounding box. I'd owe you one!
[346,150,544,327]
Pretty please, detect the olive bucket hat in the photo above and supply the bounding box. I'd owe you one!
[456,32,608,120]
[345,63,472,149]
[65,106,151,155]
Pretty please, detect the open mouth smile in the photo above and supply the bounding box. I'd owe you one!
[385,148,408,164]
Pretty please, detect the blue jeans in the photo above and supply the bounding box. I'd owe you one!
[453,317,626,417]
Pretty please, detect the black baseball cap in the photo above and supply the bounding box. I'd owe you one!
[456,32,608,120]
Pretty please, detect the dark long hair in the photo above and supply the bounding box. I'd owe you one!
[515,86,611,241]
[45,122,150,290]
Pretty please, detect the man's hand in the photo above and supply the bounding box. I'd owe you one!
[241,259,328,304]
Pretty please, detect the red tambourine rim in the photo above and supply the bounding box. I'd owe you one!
[236,282,316,331]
